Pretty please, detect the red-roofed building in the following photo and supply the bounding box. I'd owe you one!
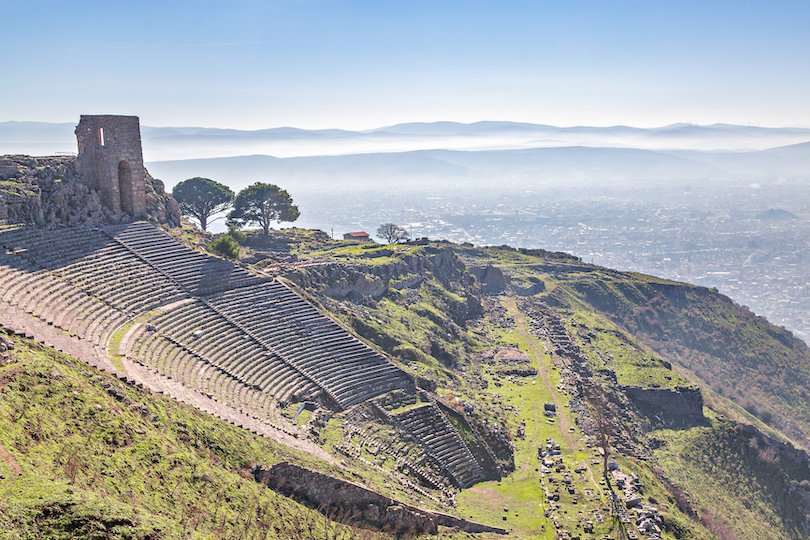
[343,231,371,241]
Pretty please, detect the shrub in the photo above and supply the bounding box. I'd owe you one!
[227,223,246,244]
[208,235,241,259]
[759,409,774,425]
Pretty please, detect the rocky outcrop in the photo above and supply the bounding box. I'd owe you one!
[289,246,483,321]
[0,155,180,227]
[736,423,809,468]
[470,265,509,294]
[253,462,506,537]
[470,265,544,296]
[622,385,704,421]
[143,172,181,227]
[291,263,387,301]
[732,422,810,535]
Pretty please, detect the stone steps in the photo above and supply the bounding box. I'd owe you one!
[393,403,485,488]
[207,282,415,408]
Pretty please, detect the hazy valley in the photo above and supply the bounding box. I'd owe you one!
[2,118,809,539]
[5,120,809,340]
[137,126,810,344]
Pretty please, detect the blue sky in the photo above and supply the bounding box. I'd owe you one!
[2,0,809,129]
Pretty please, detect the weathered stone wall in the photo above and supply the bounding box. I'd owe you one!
[253,462,506,537]
[1,114,178,227]
[622,385,704,420]
[75,115,147,218]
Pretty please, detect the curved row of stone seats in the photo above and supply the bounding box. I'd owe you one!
[0,225,109,264]
[153,301,321,402]
[0,254,126,346]
[52,248,187,315]
[207,281,415,408]
[393,403,484,488]
[129,328,299,421]
[342,407,453,496]
[106,222,264,295]
[0,225,189,315]
[136,300,320,405]
[5,222,411,410]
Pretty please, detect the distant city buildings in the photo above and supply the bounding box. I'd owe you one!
[301,184,810,343]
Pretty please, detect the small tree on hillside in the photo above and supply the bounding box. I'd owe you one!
[228,182,300,237]
[172,177,235,231]
[377,223,409,244]
[208,234,241,259]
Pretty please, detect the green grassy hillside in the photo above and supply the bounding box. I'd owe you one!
[566,273,810,448]
[5,224,810,540]
[279,233,810,539]
[0,329,381,540]
[653,420,810,540]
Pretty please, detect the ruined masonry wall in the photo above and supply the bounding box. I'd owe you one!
[75,115,146,218]
[254,462,506,537]
[622,385,704,418]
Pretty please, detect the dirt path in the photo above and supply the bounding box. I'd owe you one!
[121,357,335,463]
[0,443,22,477]
[0,300,335,465]
[0,302,119,374]
[506,297,576,449]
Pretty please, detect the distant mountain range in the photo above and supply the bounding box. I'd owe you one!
[2,120,807,192]
[144,141,810,194]
[2,120,810,161]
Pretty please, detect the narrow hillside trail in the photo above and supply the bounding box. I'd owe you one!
[0,301,335,465]
[504,297,575,449]
[0,443,22,477]
[119,357,335,463]
[0,302,118,374]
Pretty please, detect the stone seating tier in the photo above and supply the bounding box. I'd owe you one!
[394,404,485,488]
[207,282,414,408]
[0,223,486,488]
[107,222,263,295]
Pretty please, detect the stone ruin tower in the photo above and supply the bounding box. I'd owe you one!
[75,115,147,218]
